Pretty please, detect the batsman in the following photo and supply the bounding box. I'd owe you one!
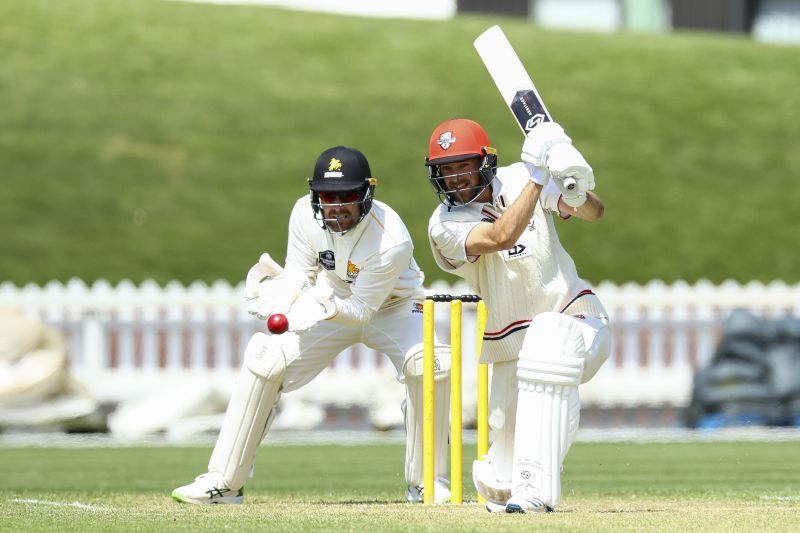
[173,146,452,504]
[424,118,611,512]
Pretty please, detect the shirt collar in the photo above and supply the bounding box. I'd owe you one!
[489,174,506,210]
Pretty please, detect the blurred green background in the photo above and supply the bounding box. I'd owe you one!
[2,0,798,285]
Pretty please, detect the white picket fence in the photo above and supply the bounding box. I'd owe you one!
[2,278,799,409]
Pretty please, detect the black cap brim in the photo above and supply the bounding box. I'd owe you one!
[310,180,368,192]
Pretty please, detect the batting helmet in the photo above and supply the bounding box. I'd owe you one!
[425,119,497,207]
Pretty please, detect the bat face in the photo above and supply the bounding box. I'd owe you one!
[510,90,551,134]
[474,25,554,135]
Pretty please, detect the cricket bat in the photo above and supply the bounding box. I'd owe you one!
[474,25,576,190]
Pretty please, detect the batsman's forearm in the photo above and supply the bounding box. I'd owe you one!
[490,182,542,246]
[570,192,604,221]
[466,181,542,255]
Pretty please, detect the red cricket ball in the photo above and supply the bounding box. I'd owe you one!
[266,313,289,335]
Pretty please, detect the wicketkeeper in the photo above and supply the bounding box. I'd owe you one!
[424,119,612,513]
[173,146,452,504]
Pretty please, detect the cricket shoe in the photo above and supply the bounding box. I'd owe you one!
[505,491,553,513]
[485,501,506,513]
[406,477,451,504]
[172,472,244,505]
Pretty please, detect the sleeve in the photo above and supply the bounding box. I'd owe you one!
[428,217,481,272]
[284,200,321,280]
[329,242,413,327]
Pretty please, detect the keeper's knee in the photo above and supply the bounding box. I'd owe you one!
[401,342,450,383]
[243,332,287,382]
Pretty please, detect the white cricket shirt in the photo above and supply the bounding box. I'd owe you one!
[427,162,593,363]
[285,196,425,322]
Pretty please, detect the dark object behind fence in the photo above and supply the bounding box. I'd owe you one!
[686,309,800,428]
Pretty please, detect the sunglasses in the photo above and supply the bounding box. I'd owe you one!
[318,191,362,204]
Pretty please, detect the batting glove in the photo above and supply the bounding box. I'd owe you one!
[545,143,595,194]
[521,122,572,185]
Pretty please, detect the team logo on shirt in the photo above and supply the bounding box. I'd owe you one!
[412,302,424,314]
[346,260,360,281]
[436,131,457,150]
[318,250,335,270]
[504,243,531,261]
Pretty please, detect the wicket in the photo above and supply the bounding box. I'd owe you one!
[423,294,489,505]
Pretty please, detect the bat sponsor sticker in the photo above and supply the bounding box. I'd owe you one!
[511,90,550,134]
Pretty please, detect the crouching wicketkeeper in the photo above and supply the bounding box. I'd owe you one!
[172,146,452,504]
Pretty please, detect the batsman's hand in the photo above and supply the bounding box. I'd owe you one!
[247,269,311,321]
[521,122,572,185]
[545,143,595,197]
[286,283,337,333]
[554,175,587,208]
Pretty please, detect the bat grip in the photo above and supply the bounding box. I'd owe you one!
[563,177,577,191]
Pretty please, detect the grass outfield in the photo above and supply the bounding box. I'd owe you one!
[1,441,798,531]
[2,1,800,285]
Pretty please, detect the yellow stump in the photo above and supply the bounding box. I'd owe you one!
[475,300,489,504]
[422,296,488,506]
[422,299,435,505]
[450,300,463,505]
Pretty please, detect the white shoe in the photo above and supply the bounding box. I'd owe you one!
[505,491,552,513]
[485,501,506,513]
[406,477,451,504]
[172,472,244,505]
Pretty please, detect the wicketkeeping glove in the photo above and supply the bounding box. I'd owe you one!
[244,253,284,301]
[247,270,311,320]
[286,283,337,333]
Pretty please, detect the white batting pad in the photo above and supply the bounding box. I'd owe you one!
[512,357,582,509]
[402,343,450,485]
[573,315,611,383]
[512,312,588,509]
[486,360,518,484]
[208,333,286,490]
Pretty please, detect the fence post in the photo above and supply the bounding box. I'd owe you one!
[140,280,161,370]
[165,281,186,369]
[188,281,210,370]
[211,280,235,370]
[117,280,137,370]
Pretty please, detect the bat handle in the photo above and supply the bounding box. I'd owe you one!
[563,176,577,191]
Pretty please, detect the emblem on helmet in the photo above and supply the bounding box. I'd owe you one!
[328,158,342,171]
[436,131,457,150]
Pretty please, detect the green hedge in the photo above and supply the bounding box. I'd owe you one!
[2,0,798,285]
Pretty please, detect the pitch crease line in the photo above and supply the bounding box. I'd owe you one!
[10,498,113,512]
